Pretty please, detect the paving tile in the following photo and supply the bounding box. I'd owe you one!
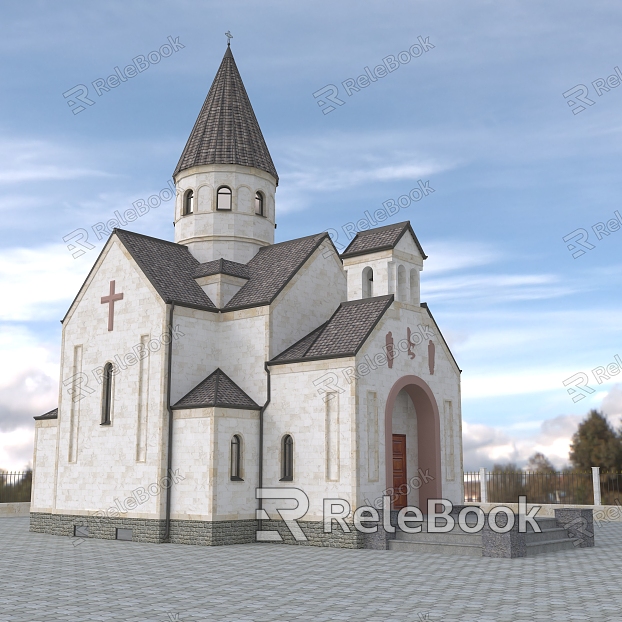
[2,517,622,620]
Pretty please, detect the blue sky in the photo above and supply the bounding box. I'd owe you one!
[1,0,622,470]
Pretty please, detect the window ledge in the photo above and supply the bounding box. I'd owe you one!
[279,476,293,482]
[230,476,244,482]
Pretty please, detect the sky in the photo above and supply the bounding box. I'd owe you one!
[1,0,622,472]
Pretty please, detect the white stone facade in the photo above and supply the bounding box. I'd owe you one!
[30,47,463,547]
[31,215,463,541]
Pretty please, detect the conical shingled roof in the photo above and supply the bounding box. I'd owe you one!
[173,46,278,182]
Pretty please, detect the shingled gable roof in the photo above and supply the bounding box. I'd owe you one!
[173,45,278,182]
[341,221,427,260]
[172,368,261,410]
[114,229,218,311]
[223,232,332,311]
[269,295,394,365]
[193,258,250,280]
[34,408,58,420]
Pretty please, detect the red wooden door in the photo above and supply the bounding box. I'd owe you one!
[392,434,407,509]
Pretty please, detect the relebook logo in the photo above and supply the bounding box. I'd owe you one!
[255,488,543,542]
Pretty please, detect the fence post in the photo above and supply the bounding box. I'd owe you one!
[592,466,601,506]
[480,467,487,504]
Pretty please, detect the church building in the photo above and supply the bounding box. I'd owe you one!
[29,44,464,548]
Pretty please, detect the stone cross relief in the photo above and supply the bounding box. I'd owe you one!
[101,280,124,331]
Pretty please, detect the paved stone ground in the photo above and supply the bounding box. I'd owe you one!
[2,517,622,621]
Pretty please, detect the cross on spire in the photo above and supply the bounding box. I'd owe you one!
[101,280,124,331]
[225,31,233,46]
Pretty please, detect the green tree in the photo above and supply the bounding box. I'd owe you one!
[488,463,525,502]
[569,410,622,471]
[526,452,556,473]
[491,463,519,473]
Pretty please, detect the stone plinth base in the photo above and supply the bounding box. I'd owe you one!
[555,508,595,548]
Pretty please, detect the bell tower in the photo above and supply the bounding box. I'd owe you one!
[173,43,278,264]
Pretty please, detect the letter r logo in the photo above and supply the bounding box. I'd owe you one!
[562,372,595,403]
[62,84,95,115]
[313,84,345,115]
[562,84,595,115]
[255,487,309,541]
[562,228,595,258]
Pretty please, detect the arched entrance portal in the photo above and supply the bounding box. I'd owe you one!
[385,375,442,512]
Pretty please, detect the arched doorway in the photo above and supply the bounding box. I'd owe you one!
[384,375,442,512]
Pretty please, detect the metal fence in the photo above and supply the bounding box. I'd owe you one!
[463,472,481,502]
[463,470,612,505]
[0,471,32,503]
[600,472,622,505]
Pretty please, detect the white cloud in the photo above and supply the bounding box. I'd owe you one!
[0,326,59,433]
[0,137,112,184]
[273,131,458,213]
[602,384,622,422]
[462,414,583,471]
[422,240,501,275]
[462,370,568,399]
[0,428,34,472]
[0,244,92,321]
[423,273,574,304]
[463,385,622,471]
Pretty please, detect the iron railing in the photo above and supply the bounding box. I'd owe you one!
[0,471,32,503]
[599,471,622,505]
[464,470,598,505]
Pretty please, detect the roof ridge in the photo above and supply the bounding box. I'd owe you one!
[269,294,394,366]
[354,221,409,236]
[339,294,394,307]
[255,231,328,253]
[341,220,427,260]
[214,367,221,403]
[279,320,329,360]
[114,228,191,251]
[224,233,332,311]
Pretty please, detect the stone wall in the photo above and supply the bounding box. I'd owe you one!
[29,512,257,545]
[29,512,399,548]
[0,502,31,517]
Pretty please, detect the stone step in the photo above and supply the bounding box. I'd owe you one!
[525,527,569,544]
[396,531,482,546]
[530,517,557,530]
[389,538,482,557]
[525,538,577,556]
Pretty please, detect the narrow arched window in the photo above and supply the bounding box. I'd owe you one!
[255,191,264,216]
[362,267,373,299]
[101,363,113,425]
[231,435,243,481]
[183,189,194,215]
[281,434,293,481]
[217,186,232,210]
[397,265,407,301]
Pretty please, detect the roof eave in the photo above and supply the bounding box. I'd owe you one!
[171,401,261,411]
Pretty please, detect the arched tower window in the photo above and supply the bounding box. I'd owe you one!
[280,434,294,481]
[362,267,373,299]
[183,189,194,215]
[217,186,232,210]
[397,265,407,302]
[255,191,264,216]
[101,362,113,425]
[230,435,243,481]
